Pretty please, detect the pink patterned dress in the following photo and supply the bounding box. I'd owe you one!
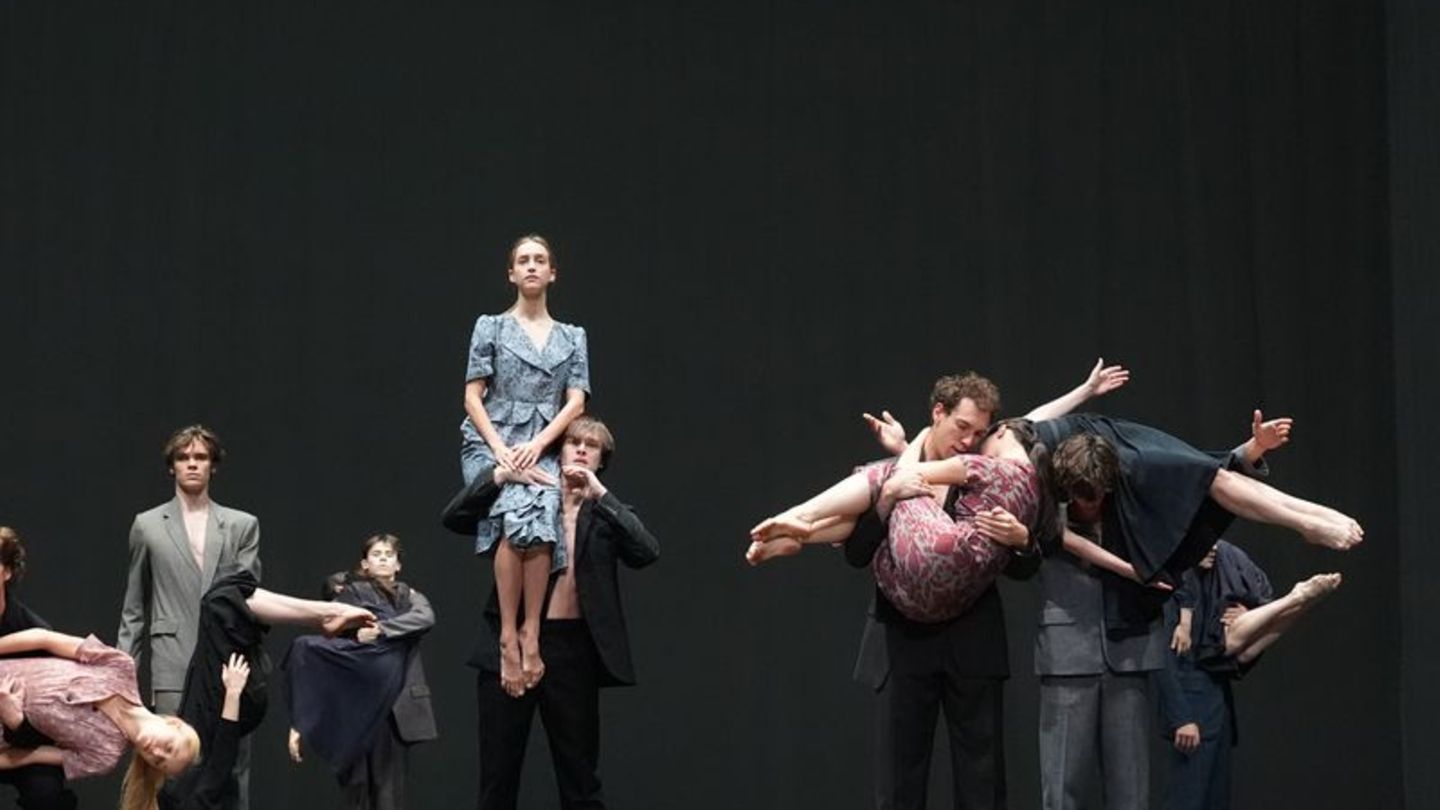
[0,635,142,779]
[870,455,1039,623]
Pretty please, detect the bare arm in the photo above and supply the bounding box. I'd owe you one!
[1061,529,1145,583]
[245,590,375,635]
[1024,358,1130,421]
[464,379,509,457]
[531,387,587,452]
[0,629,86,659]
[0,746,64,770]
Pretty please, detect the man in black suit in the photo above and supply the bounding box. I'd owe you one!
[0,526,77,810]
[847,363,1129,810]
[448,415,659,810]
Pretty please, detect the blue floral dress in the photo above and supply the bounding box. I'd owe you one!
[459,313,590,567]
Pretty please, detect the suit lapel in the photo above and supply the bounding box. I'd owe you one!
[200,503,224,590]
[573,501,595,564]
[162,498,203,577]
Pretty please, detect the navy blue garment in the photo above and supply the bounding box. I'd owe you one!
[1186,541,1275,674]
[283,584,411,777]
[1034,414,1236,583]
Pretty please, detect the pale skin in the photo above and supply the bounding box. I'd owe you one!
[171,438,215,569]
[749,361,1129,565]
[1071,406,1296,582]
[462,238,587,696]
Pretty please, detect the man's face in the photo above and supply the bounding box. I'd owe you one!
[1067,494,1104,524]
[928,398,992,458]
[171,439,214,496]
[360,542,401,581]
[560,432,605,472]
[1198,545,1219,570]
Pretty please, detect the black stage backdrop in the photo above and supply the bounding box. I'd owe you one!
[0,2,1412,808]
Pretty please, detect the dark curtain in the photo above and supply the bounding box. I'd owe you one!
[0,2,1397,807]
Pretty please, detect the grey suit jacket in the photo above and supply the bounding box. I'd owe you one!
[117,498,262,697]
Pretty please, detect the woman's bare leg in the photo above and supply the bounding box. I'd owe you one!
[493,539,525,697]
[745,516,859,565]
[1209,469,1363,550]
[750,474,874,543]
[518,547,551,688]
[1223,573,1342,663]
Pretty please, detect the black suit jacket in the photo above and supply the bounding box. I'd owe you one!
[847,506,1041,688]
[447,466,659,686]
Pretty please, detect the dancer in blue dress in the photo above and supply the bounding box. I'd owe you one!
[460,234,589,696]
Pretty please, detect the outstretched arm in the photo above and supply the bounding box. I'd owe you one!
[245,590,375,635]
[1061,529,1169,589]
[1024,358,1130,421]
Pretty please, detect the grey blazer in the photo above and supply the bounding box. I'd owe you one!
[117,498,262,696]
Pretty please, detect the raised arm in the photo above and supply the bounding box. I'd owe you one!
[1235,409,1292,468]
[1024,358,1130,422]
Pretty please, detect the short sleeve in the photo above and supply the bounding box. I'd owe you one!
[567,326,591,394]
[465,315,497,382]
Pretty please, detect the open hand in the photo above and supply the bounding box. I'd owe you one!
[1170,623,1192,654]
[1085,358,1131,397]
[862,411,908,456]
[288,728,304,764]
[220,653,250,694]
[1251,410,1293,453]
[506,441,541,470]
[322,603,377,637]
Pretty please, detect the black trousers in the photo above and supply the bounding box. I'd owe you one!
[875,672,1006,810]
[0,765,76,810]
[475,619,605,810]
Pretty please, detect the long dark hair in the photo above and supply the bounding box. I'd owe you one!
[983,418,1061,556]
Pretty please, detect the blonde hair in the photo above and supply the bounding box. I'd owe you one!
[118,717,200,810]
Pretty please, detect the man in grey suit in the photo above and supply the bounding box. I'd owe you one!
[1035,413,1287,810]
[118,424,261,808]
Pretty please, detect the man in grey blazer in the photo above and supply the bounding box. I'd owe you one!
[1035,413,1287,810]
[117,425,262,808]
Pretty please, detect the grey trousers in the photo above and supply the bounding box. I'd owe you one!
[1038,673,1151,810]
[155,689,251,810]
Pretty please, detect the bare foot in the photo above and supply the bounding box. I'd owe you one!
[750,514,814,543]
[520,627,545,690]
[1302,516,1364,550]
[1291,572,1343,603]
[499,635,525,698]
[746,537,802,566]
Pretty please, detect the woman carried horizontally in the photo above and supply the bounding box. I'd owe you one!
[1028,412,1364,584]
[751,418,1058,622]
[459,234,590,697]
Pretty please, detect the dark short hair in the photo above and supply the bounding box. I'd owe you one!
[930,372,1002,416]
[360,533,402,561]
[566,415,615,471]
[1051,433,1120,502]
[163,425,225,470]
[0,527,27,582]
[508,233,555,267]
[320,571,350,600]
